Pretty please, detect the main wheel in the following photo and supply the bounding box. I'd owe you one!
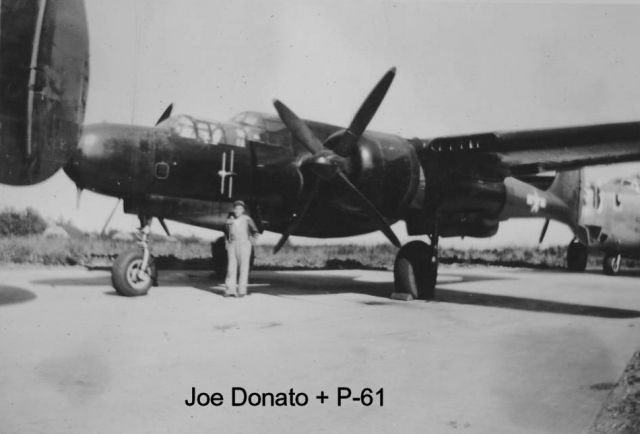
[111,248,157,297]
[211,237,228,278]
[566,240,588,271]
[394,240,437,300]
[603,253,621,275]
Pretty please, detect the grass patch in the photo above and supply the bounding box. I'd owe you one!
[0,236,209,267]
[3,236,639,271]
[589,350,640,434]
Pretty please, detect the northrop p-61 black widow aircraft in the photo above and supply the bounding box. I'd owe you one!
[63,68,640,298]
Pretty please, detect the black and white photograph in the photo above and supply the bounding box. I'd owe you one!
[1,0,640,432]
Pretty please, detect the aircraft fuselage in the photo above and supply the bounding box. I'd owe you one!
[580,177,640,256]
[65,111,578,241]
[65,112,421,238]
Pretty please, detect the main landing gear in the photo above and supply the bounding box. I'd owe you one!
[211,236,228,278]
[566,238,588,272]
[393,232,439,300]
[111,216,158,296]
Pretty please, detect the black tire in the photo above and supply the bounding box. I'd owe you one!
[211,237,228,278]
[111,248,157,297]
[566,240,588,272]
[603,254,621,275]
[394,240,437,300]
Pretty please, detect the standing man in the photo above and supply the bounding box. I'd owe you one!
[224,200,259,297]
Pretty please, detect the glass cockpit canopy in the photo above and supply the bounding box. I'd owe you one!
[156,112,288,147]
[157,115,241,146]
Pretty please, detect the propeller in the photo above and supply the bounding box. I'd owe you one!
[272,68,400,253]
[272,180,320,253]
[273,101,324,154]
[340,67,396,151]
[155,103,173,126]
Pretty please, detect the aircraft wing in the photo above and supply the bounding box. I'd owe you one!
[423,121,640,176]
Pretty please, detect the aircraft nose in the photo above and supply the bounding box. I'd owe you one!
[63,123,155,197]
[64,124,106,188]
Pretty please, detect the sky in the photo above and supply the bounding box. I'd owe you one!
[1,0,640,247]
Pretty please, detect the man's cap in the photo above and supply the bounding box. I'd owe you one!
[233,200,246,209]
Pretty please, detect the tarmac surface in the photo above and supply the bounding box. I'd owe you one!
[1,265,640,434]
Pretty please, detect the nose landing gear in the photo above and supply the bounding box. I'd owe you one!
[111,216,158,296]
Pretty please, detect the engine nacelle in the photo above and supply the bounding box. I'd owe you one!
[294,131,421,238]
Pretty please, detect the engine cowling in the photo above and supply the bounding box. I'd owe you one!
[292,131,421,238]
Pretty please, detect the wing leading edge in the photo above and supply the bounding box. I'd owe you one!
[421,121,640,176]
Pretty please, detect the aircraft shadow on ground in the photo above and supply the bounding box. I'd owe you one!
[435,289,640,318]
[31,269,640,319]
[248,272,640,318]
[584,268,640,278]
[0,285,37,306]
[31,276,111,287]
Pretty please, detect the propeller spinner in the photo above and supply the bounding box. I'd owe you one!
[272,68,401,253]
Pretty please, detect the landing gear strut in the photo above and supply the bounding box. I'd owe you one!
[603,253,621,275]
[566,238,588,272]
[393,231,439,300]
[111,216,158,296]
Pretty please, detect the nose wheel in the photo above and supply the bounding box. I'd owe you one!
[111,216,157,296]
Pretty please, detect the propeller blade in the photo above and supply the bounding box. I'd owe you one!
[155,103,173,126]
[273,69,399,249]
[273,100,324,154]
[336,171,400,248]
[539,218,550,243]
[274,181,320,254]
[100,198,121,237]
[75,187,83,209]
[158,218,171,237]
[343,67,396,145]
[272,234,289,255]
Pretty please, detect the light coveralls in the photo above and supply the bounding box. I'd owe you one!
[224,214,259,296]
